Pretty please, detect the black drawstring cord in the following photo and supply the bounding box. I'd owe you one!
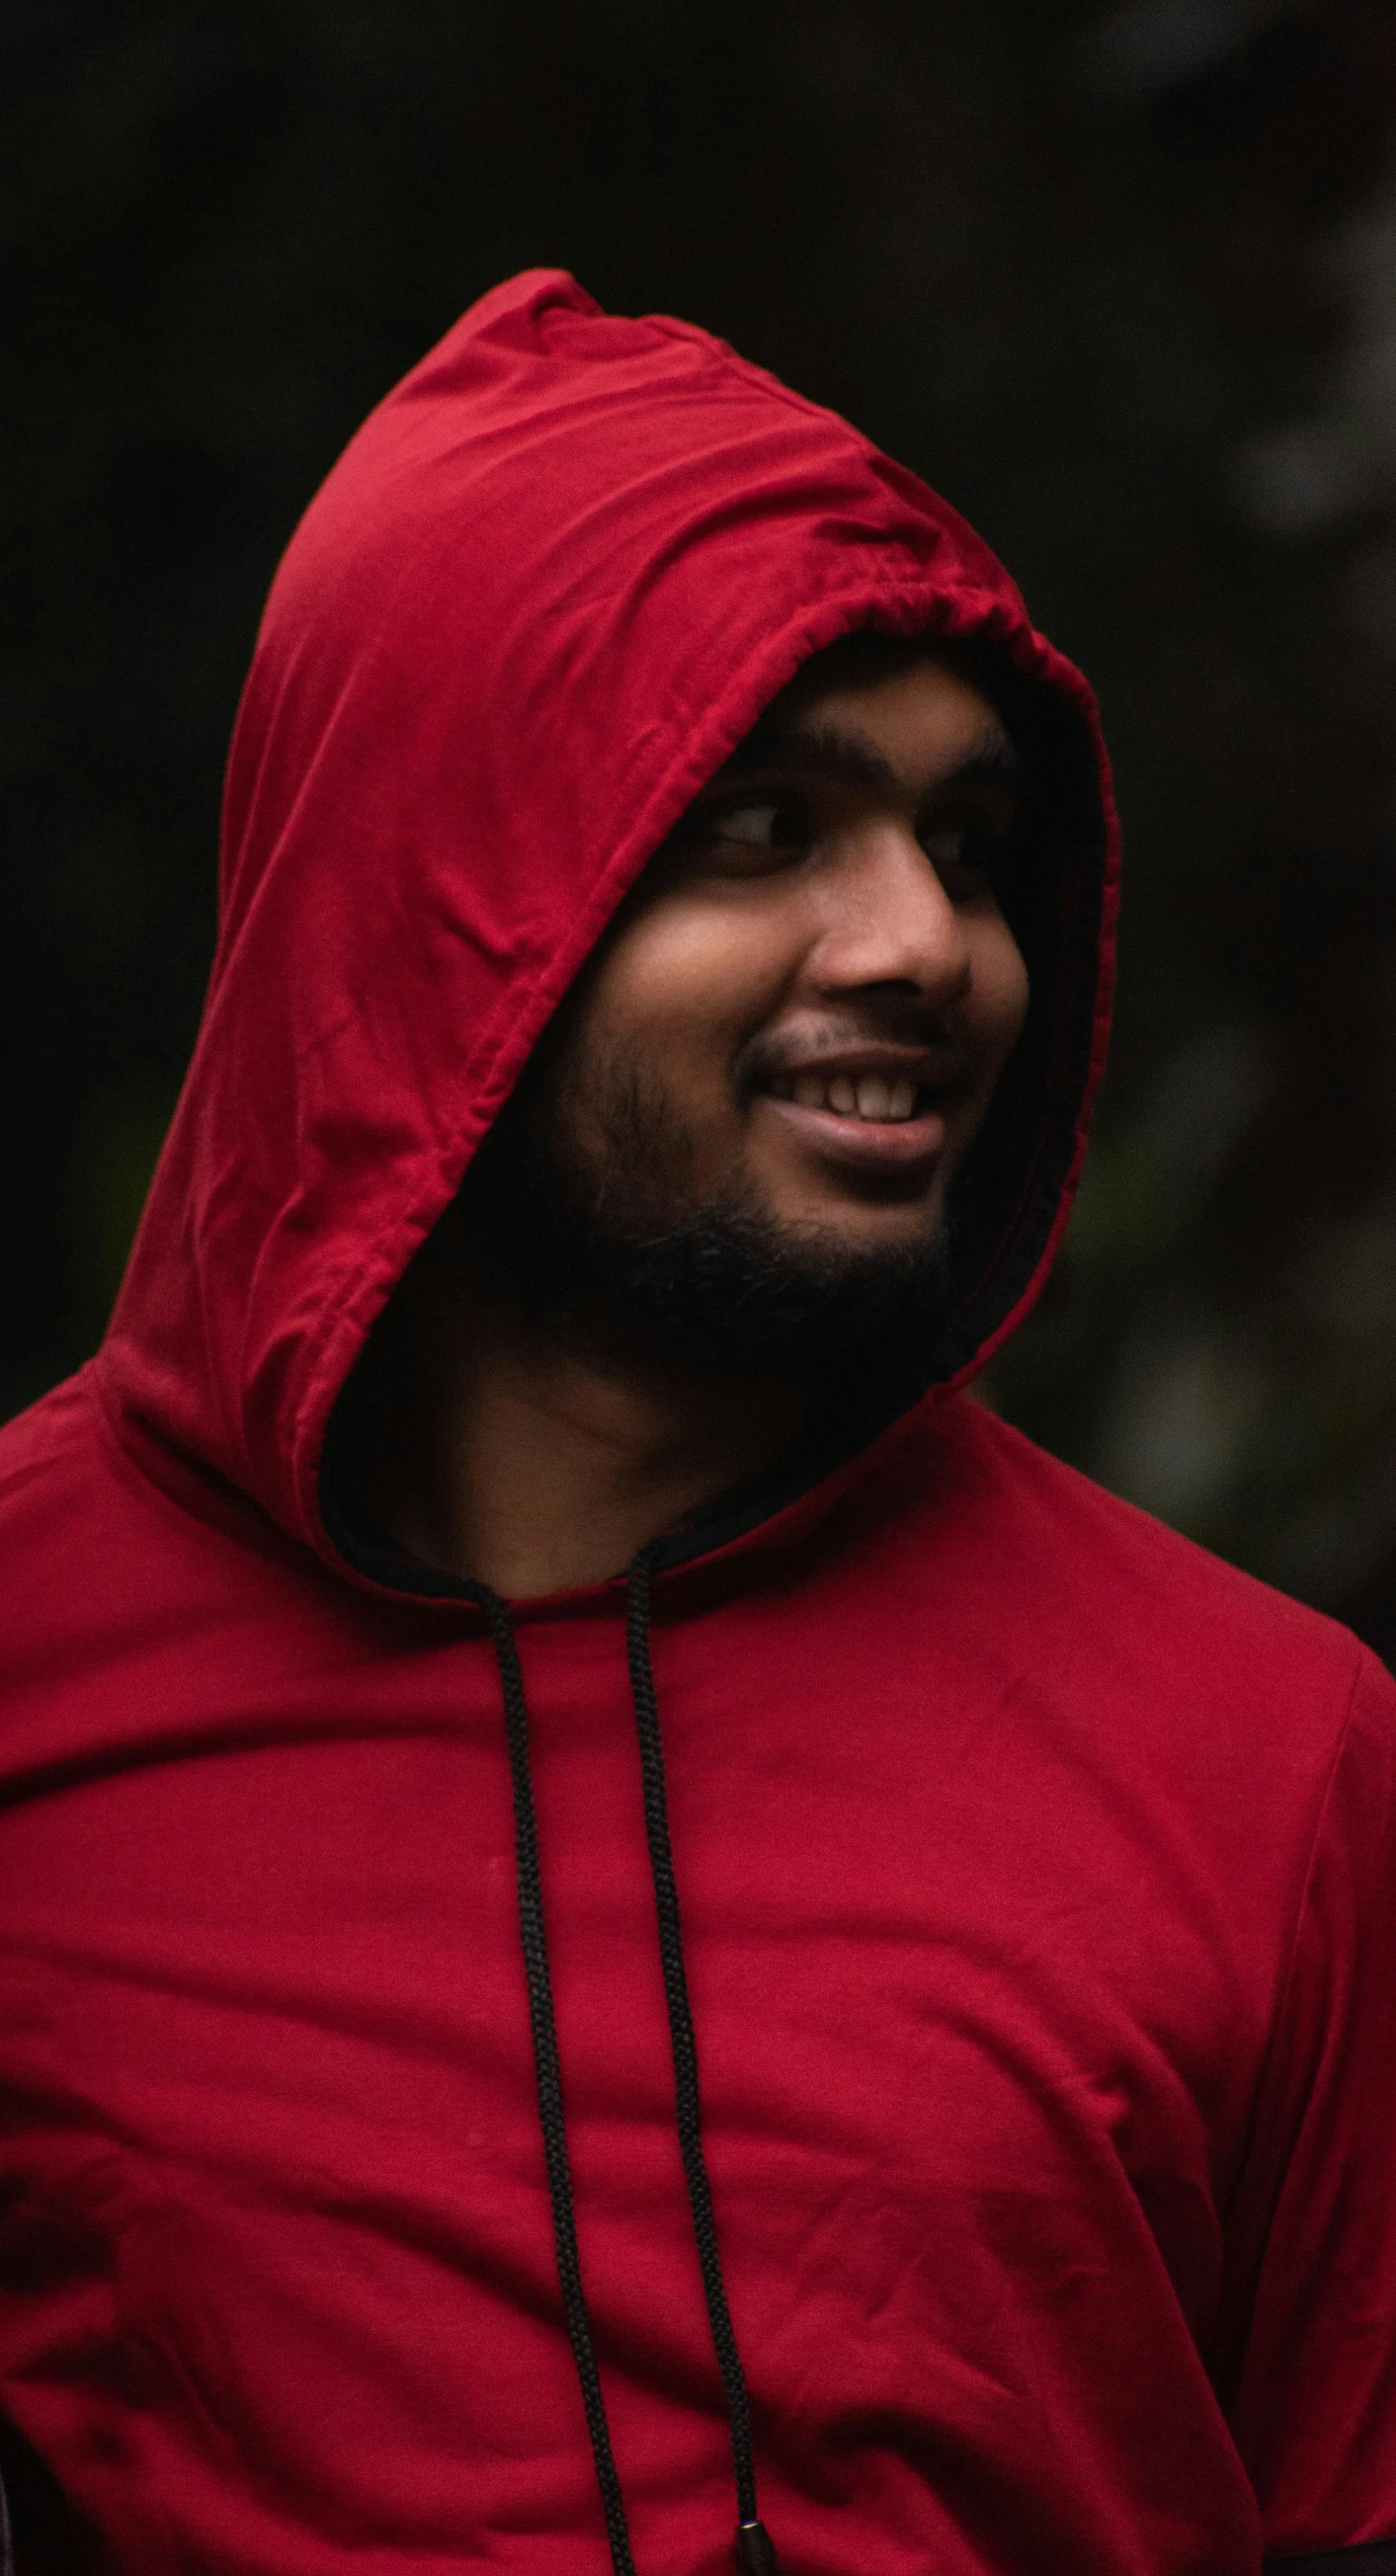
[479,1569,777,2574]
[475,1584,637,2576]
[625,1546,778,2573]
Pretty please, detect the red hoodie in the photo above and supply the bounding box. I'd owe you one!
[2,270,1394,2576]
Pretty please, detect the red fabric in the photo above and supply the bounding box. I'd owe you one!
[2,272,1394,2574]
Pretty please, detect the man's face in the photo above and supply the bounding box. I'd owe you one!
[474,646,1031,1358]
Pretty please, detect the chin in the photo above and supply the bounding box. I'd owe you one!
[769,1188,948,1248]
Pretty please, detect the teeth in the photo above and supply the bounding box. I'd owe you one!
[780,1072,922,1121]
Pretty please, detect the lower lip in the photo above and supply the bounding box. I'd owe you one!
[757,1092,950,1171]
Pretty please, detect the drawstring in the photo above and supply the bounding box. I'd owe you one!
[476,1586,637,2576]
[625,1547,775,2572]
[476,1566,777,2575]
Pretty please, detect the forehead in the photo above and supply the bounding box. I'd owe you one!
[717,636,1020,801]
[785,627,1009,715]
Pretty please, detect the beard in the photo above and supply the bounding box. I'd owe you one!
[461,1041,954,1378]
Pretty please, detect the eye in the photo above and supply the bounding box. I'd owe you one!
[714,801,786,847]
[674,791,812,867]
[919,821,1003,894]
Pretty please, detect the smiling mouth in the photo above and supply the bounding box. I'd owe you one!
[766,1071,937,1124]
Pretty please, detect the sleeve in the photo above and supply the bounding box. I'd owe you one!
[1226,1647,1396,2571]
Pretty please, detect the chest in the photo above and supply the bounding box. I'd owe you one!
[0,1601,1265,2323]
[0,1588,1290,2576]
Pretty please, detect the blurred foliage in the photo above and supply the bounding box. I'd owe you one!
[6,0,1396,1650]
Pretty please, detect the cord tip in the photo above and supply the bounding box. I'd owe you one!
[734,2520,779,2573]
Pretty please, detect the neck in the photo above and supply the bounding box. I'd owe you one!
[342,1246,807,1599]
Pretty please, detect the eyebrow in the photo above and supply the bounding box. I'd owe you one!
[708,713,1023,802]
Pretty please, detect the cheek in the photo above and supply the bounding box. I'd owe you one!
[970,921,1031,1068]
[580,903,788,1082]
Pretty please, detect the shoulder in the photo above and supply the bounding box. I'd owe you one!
[929,1390,1364,1648]
[869,1391,1391,1780]
[0,1364,304,1603]
[0,1367,99,1493]
[0,1370,347,1780]
[0,1369,219,1672]
[0,1367,130,1570]
[0,1364,230,1576]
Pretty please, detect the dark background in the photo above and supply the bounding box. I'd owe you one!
[7,0,1396,1655]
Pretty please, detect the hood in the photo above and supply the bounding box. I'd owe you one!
[97,269,1119,1575]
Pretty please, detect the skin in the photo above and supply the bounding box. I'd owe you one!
[362,651,1030,1597]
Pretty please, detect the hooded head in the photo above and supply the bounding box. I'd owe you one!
[97,269,1118,1575]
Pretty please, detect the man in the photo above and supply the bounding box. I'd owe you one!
[0,269,1392,2575]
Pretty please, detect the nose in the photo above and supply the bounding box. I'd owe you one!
[804,823,972,1005]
